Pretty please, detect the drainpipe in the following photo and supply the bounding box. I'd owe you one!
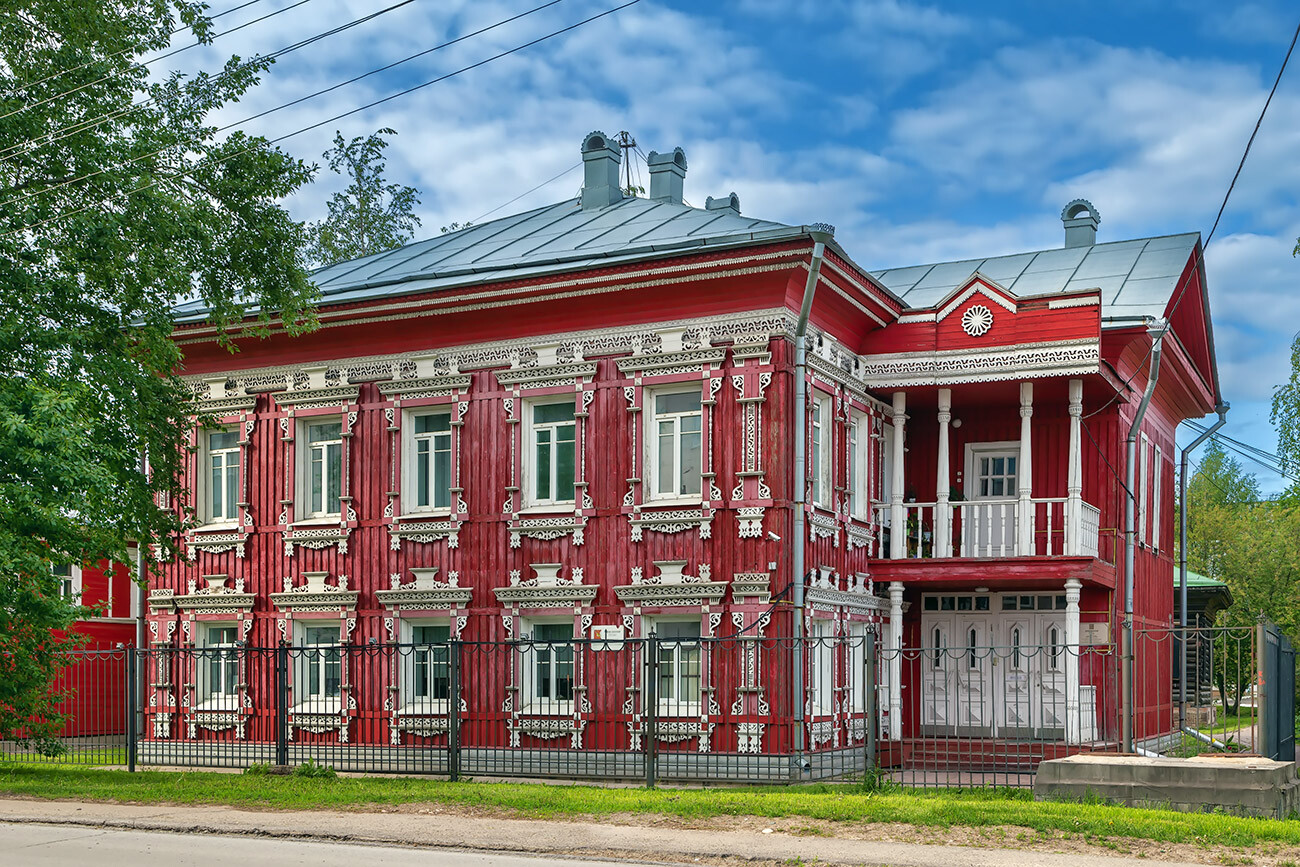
[1177,403,1228,731]
[1122,319,1167,753]
[792,224,834,762]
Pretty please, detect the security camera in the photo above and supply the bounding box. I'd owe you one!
[798,758,812,773]
[766,531,782,542]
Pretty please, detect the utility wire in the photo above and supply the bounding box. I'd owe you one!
[1,0,317,123]
[2,0,644,238]
[469,162,580,224]
[10,0,267,96]
[0,0,570,208]
[0,0,420,166]
[1084,15,1300,421]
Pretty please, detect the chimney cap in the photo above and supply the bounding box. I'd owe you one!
[581,130,621,157]
[705,192,741,214]
[647,147,687,172]
[1061,199,1100,248]
[1061,198,1100,224]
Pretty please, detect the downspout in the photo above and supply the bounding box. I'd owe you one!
[1122,319,1167,753]
[1177,403,1228,732]
[792,224,834,764]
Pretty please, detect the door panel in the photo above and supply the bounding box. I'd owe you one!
[920,621,953,735]
[954,618,993,735]
[998,618,1035,736]
[1038,617,1067,738]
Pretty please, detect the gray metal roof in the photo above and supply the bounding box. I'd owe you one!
[869,232,1201,324]
[173,196,817,322]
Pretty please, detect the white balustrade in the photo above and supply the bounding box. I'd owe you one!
[872,497,1100,560]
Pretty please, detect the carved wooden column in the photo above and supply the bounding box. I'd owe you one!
[889,391,907,559]
[1064,578,1082,743]
[1017,381,1033,556]
[888,581,904,740]
[1066,378,1083,555]
[934,388,952,558]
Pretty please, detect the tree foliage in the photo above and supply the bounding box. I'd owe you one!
[0,2,317,744]
[1271,333,1300,499]
[305,128,421,266]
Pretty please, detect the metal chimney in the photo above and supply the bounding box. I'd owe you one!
[647,147,687,204]
[1062,199,1100,248]
[580,131,623,210]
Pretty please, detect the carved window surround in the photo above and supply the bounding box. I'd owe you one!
[618,333,726,542]
[269,574,359,742]
[729,341,775,538]
[493,564,599,610]
[270,572,360,617]
[496,353,597,546]
[273,375,362,555]
[185,378,259,559]
[614,561,728,608]
[376,569,473,617]
[378,366,473,550]
[169,583,256,741]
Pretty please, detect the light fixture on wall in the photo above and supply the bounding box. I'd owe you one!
[974,586,990,593]
[952,418,963,428]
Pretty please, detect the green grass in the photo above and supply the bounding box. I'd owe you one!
[1,765,1299,848]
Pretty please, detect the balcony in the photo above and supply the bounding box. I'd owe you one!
[872,498,1102,560]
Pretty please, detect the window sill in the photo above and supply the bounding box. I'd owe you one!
[292,517,343,528]
[518,702,575,716]
[194,697,240,712]
[641,498,704,510]
[192,522,240,534]
[653,705,702,718]
[396,702,450,716]
[291,701,342,715]
[516,504,578,516]
[395,510,453,522]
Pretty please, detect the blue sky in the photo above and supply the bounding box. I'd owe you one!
[176,0,1300,492]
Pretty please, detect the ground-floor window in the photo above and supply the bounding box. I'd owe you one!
[648,619,702,717]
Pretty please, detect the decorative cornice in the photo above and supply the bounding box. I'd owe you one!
[494,361,597,388]
[273,385,360,409]
[375,587,472,610]
[805,586,888,611]
[493,584,598,608]
[616,347,725,376]
[377,373,471,401]
[859,339,1100,388]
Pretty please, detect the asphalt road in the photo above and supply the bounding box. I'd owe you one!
[1,822,640,866]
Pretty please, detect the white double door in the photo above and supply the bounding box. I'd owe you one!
[920,611,1067,738]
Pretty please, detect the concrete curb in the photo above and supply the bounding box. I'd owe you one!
[0,799,1214,867]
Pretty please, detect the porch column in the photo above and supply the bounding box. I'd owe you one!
[934,388,952,558]
[1017,381,1034,556]
[888,581,904,740]
[1066,378,1083,555]
[889,391,907,559]
[1064,578,1082,744]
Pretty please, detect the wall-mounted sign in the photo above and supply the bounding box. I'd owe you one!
[591,624,625,651]
[1080,622,1110,646]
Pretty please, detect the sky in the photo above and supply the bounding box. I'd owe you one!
[170,0,1300,492]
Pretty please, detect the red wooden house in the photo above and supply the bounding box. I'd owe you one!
[51,557,137,737]
[143,132,1217,767]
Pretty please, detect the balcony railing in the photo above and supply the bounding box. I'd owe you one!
[872,499,1102,560]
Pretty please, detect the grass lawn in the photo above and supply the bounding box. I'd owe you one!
[0,765,1298,848]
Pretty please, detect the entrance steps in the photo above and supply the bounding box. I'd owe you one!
[891,737,1111,772]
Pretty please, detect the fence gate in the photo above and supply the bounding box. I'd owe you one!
[1259,621,1296,762]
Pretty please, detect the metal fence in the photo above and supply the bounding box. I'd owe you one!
[1,626,1284,787]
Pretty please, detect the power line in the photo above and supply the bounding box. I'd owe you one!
[1,0,318,124]
[1084,14,1300,421]
[0,0,569,206]
[0,0,421,166]
[2,0,644,239]
[469,162,581,224]
[10,0,268,96]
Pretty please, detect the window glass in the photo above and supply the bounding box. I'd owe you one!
[412,412,452,510]
[207,429,240,522]
[655,621,702,710]
[302,625,341,702]
[411,623,450,702]
[205,625,239,699]
[655,392,700,415]
[651,391,702,498]
[530,402,576,504]
[533,622,574,702]
[306,421,343,517]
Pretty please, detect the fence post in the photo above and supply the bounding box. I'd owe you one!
[645,634,658,788]
[124,645,137,773]
[1258,620,1271,760]
[275,642,288,768]
[865,630,877,779]
[448,639,461,782]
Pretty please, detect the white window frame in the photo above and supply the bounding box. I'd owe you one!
[403,409,454,515]
[1152,443,1162,552]
[297,417,344,520]
[51,563,81,603]
[964,441,1021,501]
[293,622,342,712]
[399,620,451,715]
[809,619,835,715]
[198,622,241,710]
[519,618,575,714]
[847,621,868,714]
[646,616,703,718]
[646,386,703,502]
[810,394,832,509]
[878,422,895,524]
[849,412,869,521]
[523,398,578,509]
[199,428,241,526]
[1138,433,1150,548]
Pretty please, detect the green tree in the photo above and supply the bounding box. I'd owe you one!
[0,2,317,747]
[1184,439,1261,580]
[305,128,421,266]
[1270,333,1300,502]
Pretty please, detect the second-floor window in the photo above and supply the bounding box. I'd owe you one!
[206,429,240,524]
[528,402,576,506]
[650,390,701,499]
[304,420,343,519]
[52,563,77,600]
[811,396,831,508]
[849,413,869,519]
[411,412,452,511]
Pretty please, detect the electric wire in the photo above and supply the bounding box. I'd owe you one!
[0,0,570,207]
[9,0,268,97]
[1083,14,1300,422]
[468,162,580,224]
[1,0,317,123]
[1,0,644,239]
[0,0,421,166]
